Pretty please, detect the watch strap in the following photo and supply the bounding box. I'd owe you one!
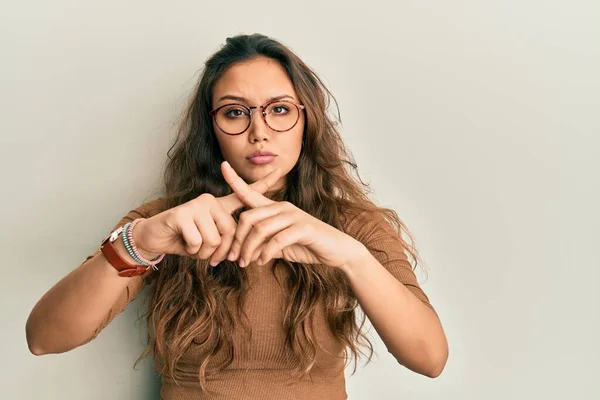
[100,232,149,277]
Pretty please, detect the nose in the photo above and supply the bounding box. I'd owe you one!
[247,109,271,143]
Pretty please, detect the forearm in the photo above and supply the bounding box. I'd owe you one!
[340,246,448,378]
[25,240,141,355]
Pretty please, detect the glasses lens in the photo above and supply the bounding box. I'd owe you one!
[264,101,299,131]
[215,105,250,134]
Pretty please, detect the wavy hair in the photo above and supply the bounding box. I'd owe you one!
[137,33,421,390]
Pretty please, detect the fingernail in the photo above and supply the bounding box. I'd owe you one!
[227,251,236,261]
[257,258,263,265]
[238,258,245,268]
[209,260,218,267]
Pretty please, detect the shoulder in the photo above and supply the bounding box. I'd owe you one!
[342,208,398,244]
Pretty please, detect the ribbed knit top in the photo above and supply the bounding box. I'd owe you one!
[82,198,434,399]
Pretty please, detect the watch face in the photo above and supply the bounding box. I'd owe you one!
[109,226,124,243]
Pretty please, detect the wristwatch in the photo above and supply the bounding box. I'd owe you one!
[100,227,150,277]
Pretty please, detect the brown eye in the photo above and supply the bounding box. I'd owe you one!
[224,107,248,118]
[269,103,290,115]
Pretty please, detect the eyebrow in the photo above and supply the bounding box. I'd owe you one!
[215,94,296,104]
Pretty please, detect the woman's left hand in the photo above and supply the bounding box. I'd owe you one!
[221,162,366,269]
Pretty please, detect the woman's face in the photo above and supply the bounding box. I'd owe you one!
[211,57,304,189]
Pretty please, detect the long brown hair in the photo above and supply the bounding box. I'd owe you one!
[138,33,420,389]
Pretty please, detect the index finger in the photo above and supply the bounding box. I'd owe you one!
[218,162,280,214]
[223,161,279,209]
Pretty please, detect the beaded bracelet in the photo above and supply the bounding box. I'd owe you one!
[122,219,165,270]
[127,219,165,269]
[121,223,146,265]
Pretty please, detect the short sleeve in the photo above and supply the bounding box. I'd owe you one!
[81,197,167,344]
[343,210,435,311]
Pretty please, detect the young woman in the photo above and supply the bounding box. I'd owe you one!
[26,33,448,399]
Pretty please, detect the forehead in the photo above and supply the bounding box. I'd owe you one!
[212,57,298,104]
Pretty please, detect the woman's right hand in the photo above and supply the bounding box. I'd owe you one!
[132,162,282,266]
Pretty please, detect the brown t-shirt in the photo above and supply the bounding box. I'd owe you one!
[83,198,434,400]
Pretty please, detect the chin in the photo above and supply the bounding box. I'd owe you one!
[246,164,276,178]
[238,160,291,188]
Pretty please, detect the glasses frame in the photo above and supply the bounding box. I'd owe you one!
[209,99,306,136]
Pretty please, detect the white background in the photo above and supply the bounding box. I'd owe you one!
[1,1,599,399]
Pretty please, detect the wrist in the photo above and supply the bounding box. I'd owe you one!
[131,219,160,260]
[113,236,145,265]
[338,241,372,275]
[134,244,160,262]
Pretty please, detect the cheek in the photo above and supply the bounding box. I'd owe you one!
[216,135,241,159]
[291,122,305,153]
[278,130,303,158]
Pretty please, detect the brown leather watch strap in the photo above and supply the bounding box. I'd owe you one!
[100,235,149,277]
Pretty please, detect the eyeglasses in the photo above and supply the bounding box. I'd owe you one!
[209,100,305,136]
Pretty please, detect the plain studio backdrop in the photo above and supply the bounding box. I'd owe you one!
[1,1,598,399]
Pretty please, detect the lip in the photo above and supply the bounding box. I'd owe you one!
[247,151,277,165]
[248,151,276,158]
